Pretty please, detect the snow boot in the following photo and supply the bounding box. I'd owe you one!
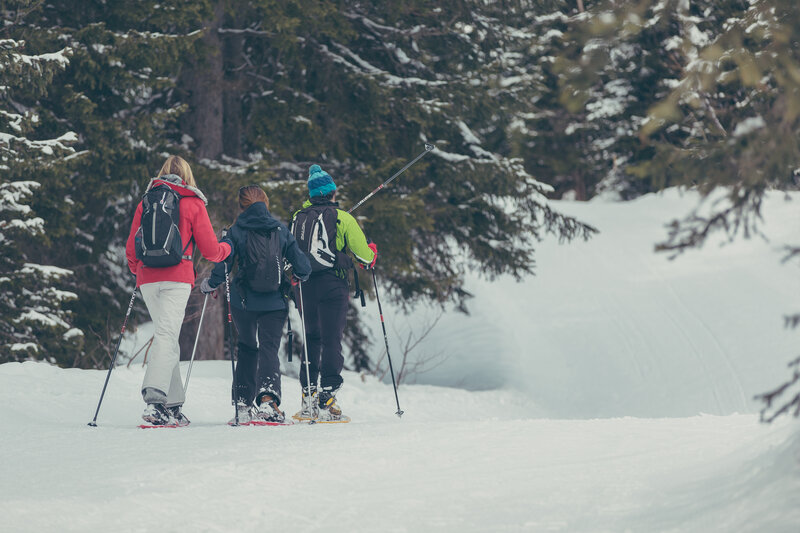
[142,403,174,426]
[168,406,190,427]
[255,393,285,424]
[228,402,255,425]
[292,386,318,421]
[317,387,344,422]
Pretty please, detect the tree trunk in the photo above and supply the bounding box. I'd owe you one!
[222,13,245,159]
[179,288,225,361]
[178,1,225,160]
[176,2,227,362]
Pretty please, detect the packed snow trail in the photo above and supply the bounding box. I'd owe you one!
[1,361,798,533]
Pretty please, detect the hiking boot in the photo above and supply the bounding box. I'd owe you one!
[255,394,286,424]
[317,387,344,422]
[292,386,318,421]
[142,403,174,426]
[228,402,255,425]
[168,406,190,427]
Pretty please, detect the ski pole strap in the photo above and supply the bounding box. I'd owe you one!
[352,265,366,307]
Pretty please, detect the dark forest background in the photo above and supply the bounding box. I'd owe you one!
[2,1,798,393]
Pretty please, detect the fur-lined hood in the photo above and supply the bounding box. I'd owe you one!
[145,173,208,206]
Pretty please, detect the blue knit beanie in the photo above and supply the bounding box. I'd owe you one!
[308,164,337,198]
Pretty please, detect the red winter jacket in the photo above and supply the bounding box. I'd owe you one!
[125,175,231,288]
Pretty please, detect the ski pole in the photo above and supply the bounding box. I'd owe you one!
[286,312,293,363]
[297,280,317,420]
[371,269,403,418]
[183,292,208,395]
[348,143,435,215]
[88,288,137,427]
[224,262,239,426]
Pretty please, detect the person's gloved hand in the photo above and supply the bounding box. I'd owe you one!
[291,274,307,287]
[199,278,216,294]
[360,242,378,269]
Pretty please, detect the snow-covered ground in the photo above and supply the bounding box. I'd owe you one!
[1,189,799,532]
[1,362,798,532]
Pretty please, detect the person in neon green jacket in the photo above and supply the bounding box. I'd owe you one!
[290,164,377,422]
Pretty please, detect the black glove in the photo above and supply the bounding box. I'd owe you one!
[199,278,216,294]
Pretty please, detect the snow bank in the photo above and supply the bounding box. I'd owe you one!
[391,189,800,419]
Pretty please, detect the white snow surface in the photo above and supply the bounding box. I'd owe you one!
[1,188,799,532]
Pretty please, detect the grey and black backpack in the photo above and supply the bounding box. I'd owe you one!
[291,205,352,273]
[135,184,191,268]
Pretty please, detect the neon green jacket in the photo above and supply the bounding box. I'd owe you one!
[295,199,375,266]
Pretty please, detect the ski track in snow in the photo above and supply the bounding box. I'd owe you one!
[1,361,799,533]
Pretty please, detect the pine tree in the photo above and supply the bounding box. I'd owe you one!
[0,25,82,362]
[170,0,597,369]
[3,0,205,366]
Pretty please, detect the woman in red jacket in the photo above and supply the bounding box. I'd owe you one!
[125,155,231,426]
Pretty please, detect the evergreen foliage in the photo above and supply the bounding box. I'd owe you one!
[1,0,203,365]
[5,0,797,381]
[0,20,81,362]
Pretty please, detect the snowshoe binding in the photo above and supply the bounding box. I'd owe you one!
[140,403,179,428]
[292,386,319,422]
[228,402,256,426]
[168,405,190,427]
[252,393,290,426]
[316,387,350,423]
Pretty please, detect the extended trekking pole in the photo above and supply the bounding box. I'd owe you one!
[371,269,403,418]
[88,288,138,427]
[297,281,317,421]
[183,293,208,395]
[348,143,435,215]
[224,262,239,426]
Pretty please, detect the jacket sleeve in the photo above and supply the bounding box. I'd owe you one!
[283,226,311,281]
[338,211,375,265]
[208,249,232,289]
[189,199,232,263]
[125,202,143,275]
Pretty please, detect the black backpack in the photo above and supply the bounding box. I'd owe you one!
[236,228,283,293]
[291,205,349,272]
[135,184,191,268]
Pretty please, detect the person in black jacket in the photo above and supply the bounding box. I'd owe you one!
[200,185,311,424]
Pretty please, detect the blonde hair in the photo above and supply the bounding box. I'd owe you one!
[238,185,269,210]
[157,155,196,188]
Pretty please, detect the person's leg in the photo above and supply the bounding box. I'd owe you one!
[317,277,349,392]
[140,282,191,406]
[231,305,259,405]
[254,308,288,406]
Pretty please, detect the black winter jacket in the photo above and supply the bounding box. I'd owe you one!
[209,202,311,311]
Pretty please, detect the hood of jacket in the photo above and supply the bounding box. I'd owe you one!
[236,201,281,232]
[145,174,209,205]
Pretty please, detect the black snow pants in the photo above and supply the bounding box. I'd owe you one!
[296,271,349,392]
[231,306,288,406]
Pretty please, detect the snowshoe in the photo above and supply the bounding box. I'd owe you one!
[140,403,178,428]
[253,394,286,425]
[292,386,318,421]
[168,406,190,427]
[316,388,350,423]
[228,402,256,426]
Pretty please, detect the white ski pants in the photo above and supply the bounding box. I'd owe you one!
[139,281,191,407]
